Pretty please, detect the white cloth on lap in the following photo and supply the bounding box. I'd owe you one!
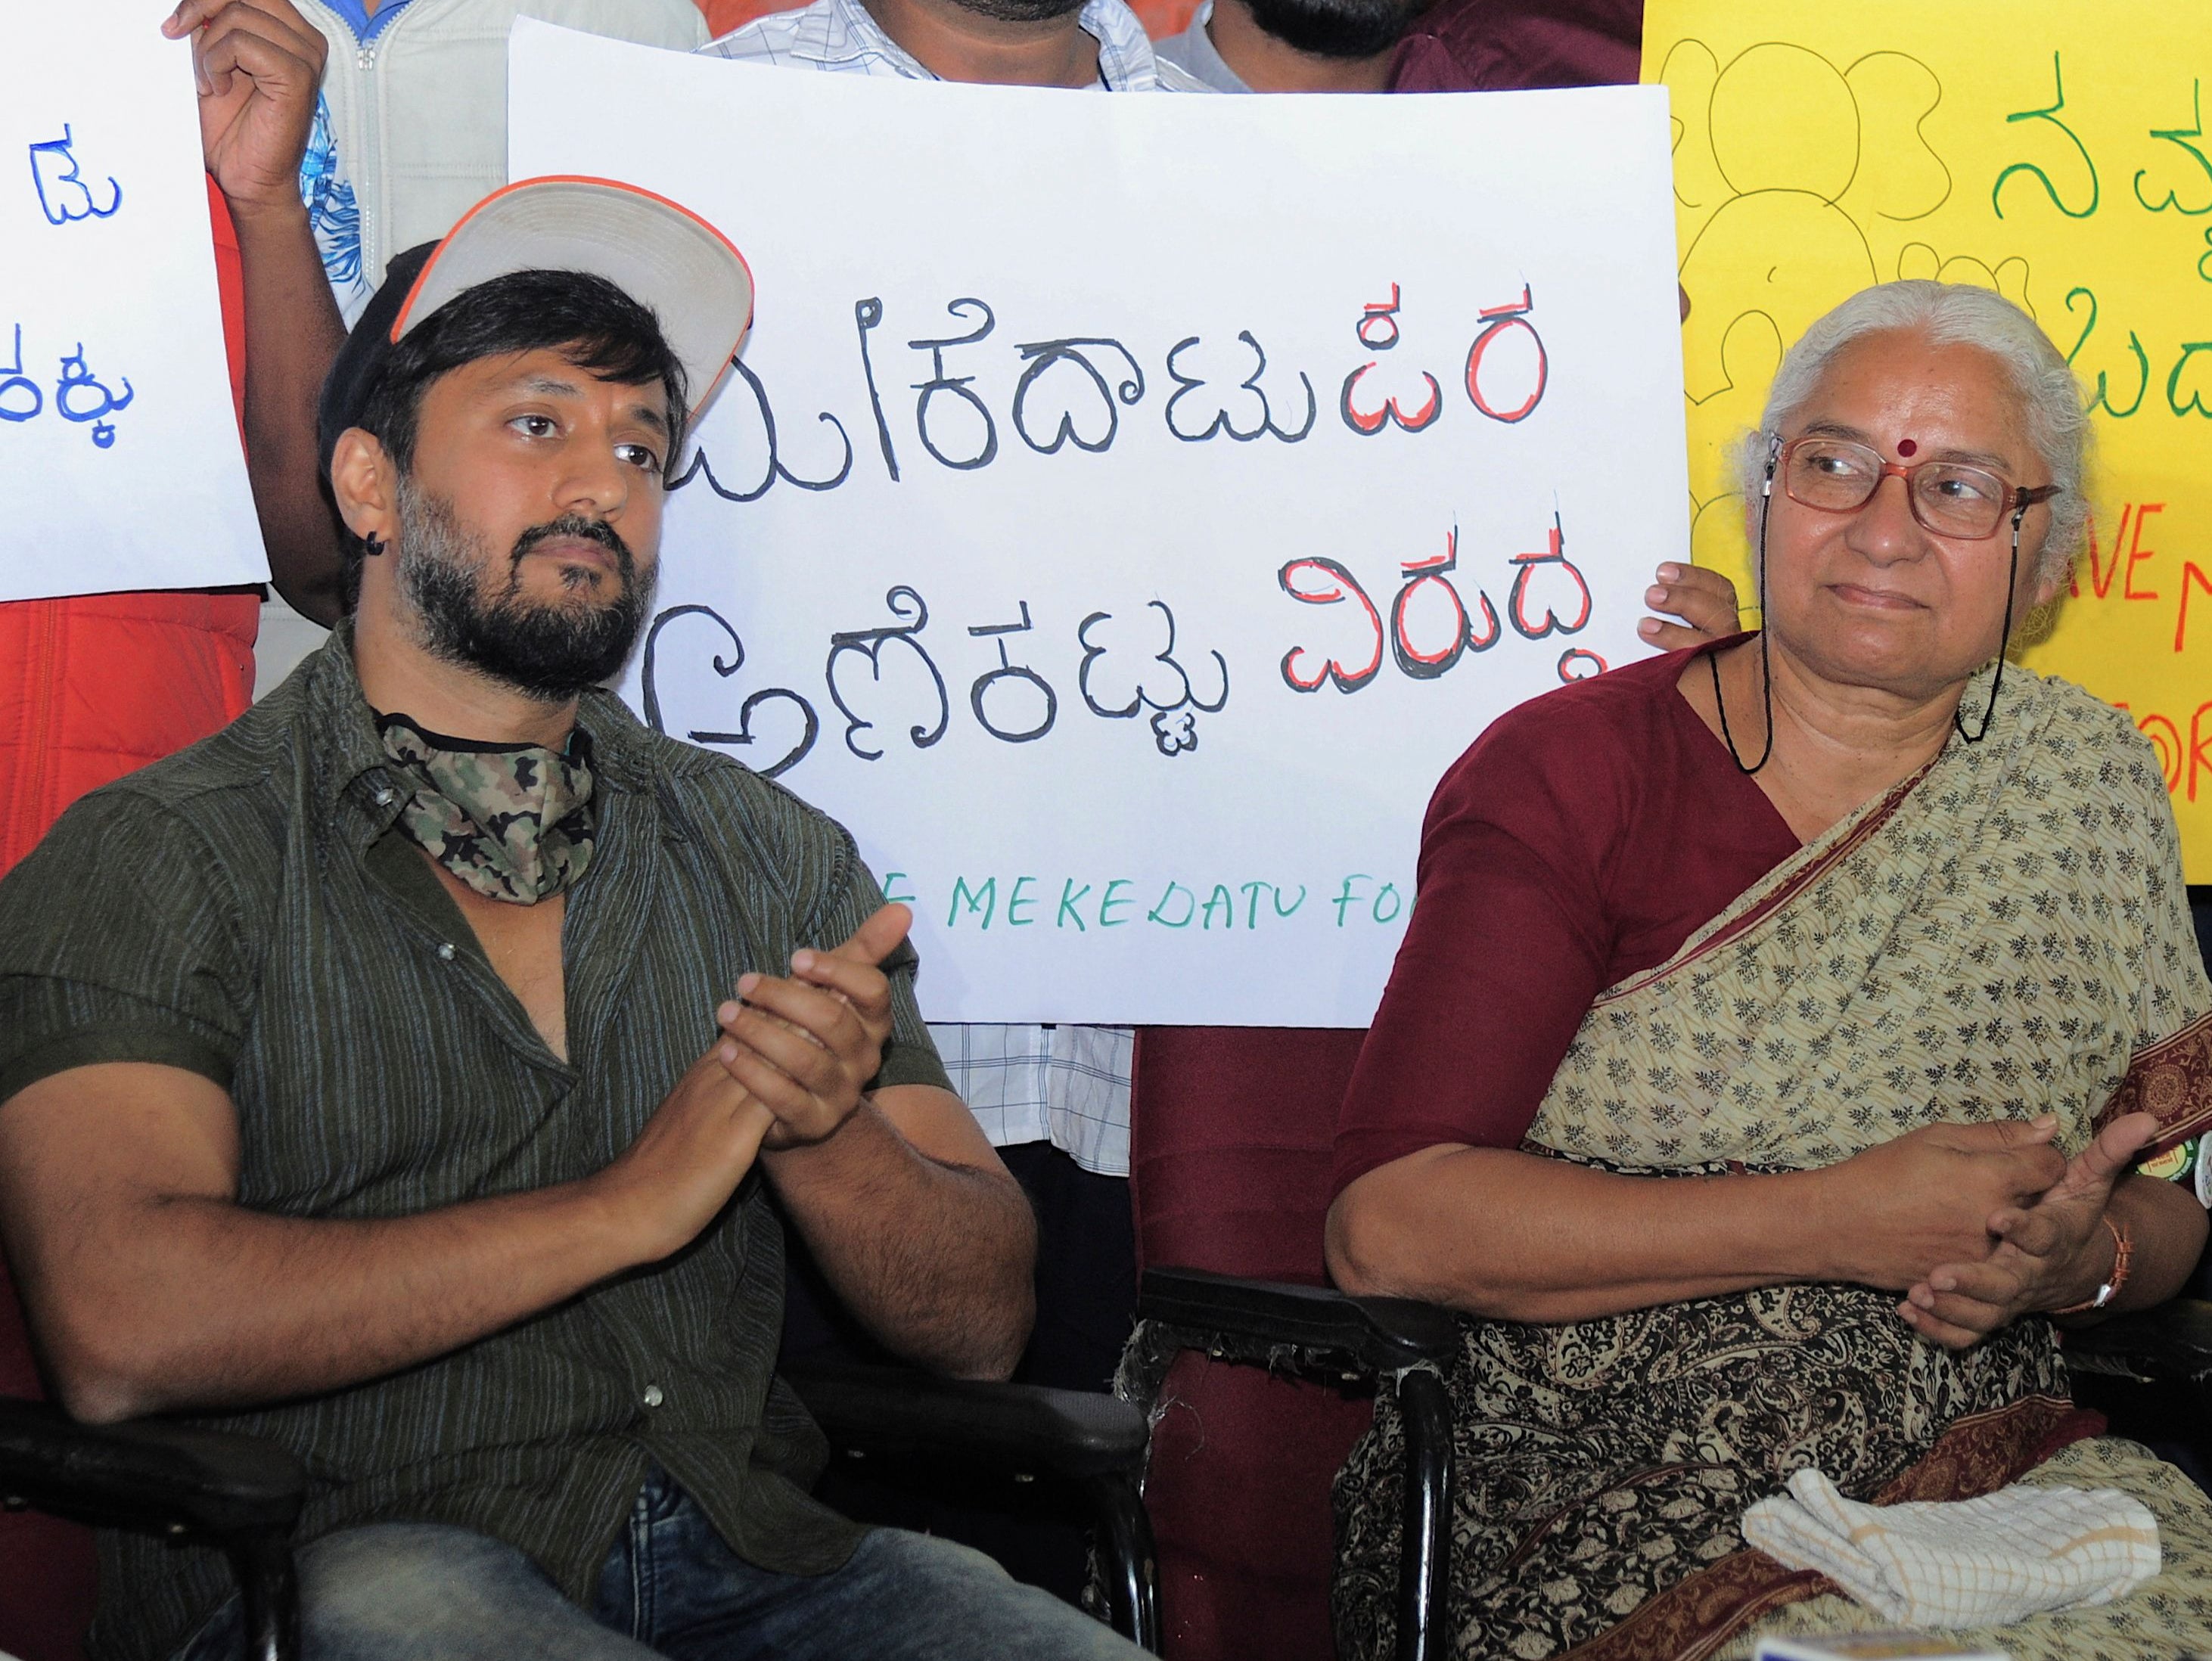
[1741,1468,2161,1628]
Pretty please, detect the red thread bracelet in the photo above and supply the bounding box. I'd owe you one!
[2054,1214,2133,1315]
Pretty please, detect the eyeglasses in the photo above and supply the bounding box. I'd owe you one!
[1775,436,2061,541]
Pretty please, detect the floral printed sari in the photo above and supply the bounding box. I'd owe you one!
[1332,666,2212,1661]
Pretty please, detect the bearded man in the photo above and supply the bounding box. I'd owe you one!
[0,179,1142,1661]
[1156,0,1429,93]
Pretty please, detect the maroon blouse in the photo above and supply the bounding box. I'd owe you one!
[1331,643,1801,1197]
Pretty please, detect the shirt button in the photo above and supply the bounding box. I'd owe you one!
[436,943,456,962]
[373,787,396,806]
[642,1384,665,1409]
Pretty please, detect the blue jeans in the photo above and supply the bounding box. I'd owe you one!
[176,1470,1142,1660]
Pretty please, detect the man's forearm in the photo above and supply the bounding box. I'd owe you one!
[6,1051,778,1424]
[766,1099,1036,1379]
[229,197,347,622]
[23,1178,633,1423]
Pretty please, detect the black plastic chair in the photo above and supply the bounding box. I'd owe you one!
[0,1397,306,1661]
[2064,1296,2212,1482]
[1,1368,1159,1659]
[2065,889,2212,1477]
[786,1361,1161,1652]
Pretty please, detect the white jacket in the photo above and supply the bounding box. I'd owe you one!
[294,0,706,316]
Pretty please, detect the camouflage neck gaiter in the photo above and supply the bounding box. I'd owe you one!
[376,714,596,905]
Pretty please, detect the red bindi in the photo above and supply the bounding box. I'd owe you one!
[1896,438,1918,458]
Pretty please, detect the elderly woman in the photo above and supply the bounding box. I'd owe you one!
[1325,279,2212,1660]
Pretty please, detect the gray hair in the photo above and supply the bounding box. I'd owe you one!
[1732,280,2093,590]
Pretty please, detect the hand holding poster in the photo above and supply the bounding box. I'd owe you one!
[1645,0,2212,874]
[510,23,1688,1025]
[0,2,266,603]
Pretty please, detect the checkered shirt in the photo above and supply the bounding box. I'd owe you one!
[701,0,1209,92]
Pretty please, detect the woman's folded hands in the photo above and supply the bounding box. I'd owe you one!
[1896,1111,2206,1349]
[1815,1116,2068,1305]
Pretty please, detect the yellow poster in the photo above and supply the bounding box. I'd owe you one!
[1643,2,2212,875]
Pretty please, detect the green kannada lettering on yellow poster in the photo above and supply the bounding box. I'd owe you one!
[1642,1,2212,875]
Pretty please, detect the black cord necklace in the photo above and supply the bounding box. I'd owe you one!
[1951,510,2021,745]
[1712,448,1779,775]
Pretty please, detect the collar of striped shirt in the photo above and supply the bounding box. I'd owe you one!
[701,0,1213,92]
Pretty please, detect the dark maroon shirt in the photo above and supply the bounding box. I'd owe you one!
[1331,643,1800,1197]
[1389,0,1640,94]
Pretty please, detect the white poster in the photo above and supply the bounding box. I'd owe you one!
[511,22,1687,1026]
[0,2,268,603]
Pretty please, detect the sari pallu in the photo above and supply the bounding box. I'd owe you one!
[1331,665,2212,1661]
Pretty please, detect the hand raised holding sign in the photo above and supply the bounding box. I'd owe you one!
[162,0,350,623]
[714,903,911,1149]
[1638,561,1741,650]
[164,0,328,223]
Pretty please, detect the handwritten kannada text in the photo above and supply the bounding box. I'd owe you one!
[1,324,134,446]
[673,283,1556,504]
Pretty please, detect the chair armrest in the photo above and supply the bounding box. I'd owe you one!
[1137,1266,1458,1377]
[0,1396,306,1539]
[2061,1297,2212,1384]
[782,1363,1149,1481]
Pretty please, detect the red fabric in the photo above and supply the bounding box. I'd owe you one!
[0,175,257,1661]
[1389,0,1639,92]
[1333,643,1798,1197]
[1133,1026,1365,1287]
[0,591,260,874]
[0,1253,91,1661]
[1130,1026,1369,1661]
[1142,1352,1373,1661]
[697,0,777,37]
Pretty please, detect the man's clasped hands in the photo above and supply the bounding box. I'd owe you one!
[592,903,914,1264]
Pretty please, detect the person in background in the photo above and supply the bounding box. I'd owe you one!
[272,0,707,324]
[0,2,343,880]
[704,0,1738,1383]
[1155,0,1637,96]
[704,0,1203,95]
[162,0,708,641]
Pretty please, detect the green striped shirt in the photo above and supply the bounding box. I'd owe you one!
[0,629,952,1661]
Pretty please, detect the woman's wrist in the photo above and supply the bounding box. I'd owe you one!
[2051,1214,2129,1315]
[1770,1164,1858,1284]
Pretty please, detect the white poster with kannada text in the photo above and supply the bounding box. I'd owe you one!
[0,1,267,602]
[510,21,1687,1026]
